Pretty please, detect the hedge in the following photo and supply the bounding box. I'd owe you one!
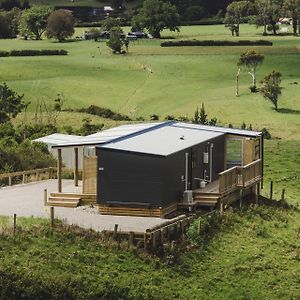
[161,40,273,47]
[0,49,68,57]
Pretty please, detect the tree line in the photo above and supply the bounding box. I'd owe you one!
[225,0,300,36]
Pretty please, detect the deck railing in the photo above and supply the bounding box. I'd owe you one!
[238,159,262,187]
[219,166,238,194]
[0,167,55,187]
[219,159,262,194]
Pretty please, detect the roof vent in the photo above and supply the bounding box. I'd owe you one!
[180,135,185,140]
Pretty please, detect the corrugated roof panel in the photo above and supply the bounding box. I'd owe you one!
[50,122,163,148]
[100,125,224,156]
[33,133,82,146]
[173,123,261,137]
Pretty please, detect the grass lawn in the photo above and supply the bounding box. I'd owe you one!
[0,205,299,299]
[1,24,299,204]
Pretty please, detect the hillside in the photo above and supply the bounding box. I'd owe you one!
[0,204,299,299]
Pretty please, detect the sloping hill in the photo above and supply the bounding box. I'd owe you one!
[0,204,299,299]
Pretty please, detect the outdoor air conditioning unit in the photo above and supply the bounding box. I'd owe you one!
[183,190,193,204]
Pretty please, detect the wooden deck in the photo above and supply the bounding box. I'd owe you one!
[179,159,263,209]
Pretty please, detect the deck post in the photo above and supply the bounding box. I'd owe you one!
[74,147,79,187]
[57,148,62,193]
[270,181,273,200]
[239,190,243,209]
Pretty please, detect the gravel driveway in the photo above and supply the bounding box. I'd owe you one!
[0,180,169,233]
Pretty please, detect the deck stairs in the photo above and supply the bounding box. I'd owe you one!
[192,191,220,207]
[46,197,81,208]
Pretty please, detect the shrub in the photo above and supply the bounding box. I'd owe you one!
[161,40,273,47]
[76,105,131,121]
[261,127,271,139]
[0,49,68,57]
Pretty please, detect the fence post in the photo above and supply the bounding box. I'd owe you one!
[22,172,26,184]
[8,176,12,186]
[270,181,273,200]
[13,213,17,236]
[281,189,285,202]
[50,207,55,229]
[113,224,118,240]
[144,233,148,251]
[129,231,134,249]
[44,189,48,206]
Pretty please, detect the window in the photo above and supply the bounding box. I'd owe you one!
[226,139,243,169]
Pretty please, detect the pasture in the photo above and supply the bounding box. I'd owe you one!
[1,24,300,203]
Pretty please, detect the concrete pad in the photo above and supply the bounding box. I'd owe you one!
[0,180,169,233]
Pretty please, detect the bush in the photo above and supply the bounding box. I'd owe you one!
[261,127,271,139]
[76,105,131,121]
[161,40,273,47]
[0,49,68,57]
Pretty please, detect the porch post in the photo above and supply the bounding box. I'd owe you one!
[57,148,62,193]
[74,147,79,187]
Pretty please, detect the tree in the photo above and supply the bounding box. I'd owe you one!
[0,8,21,38]
[224,1,253,36]
[111,0,123,9]
[253,0,283,35]
[45,9,74,42]
[283,0,300,35]
[131,0,180,38]
[19,6,52,40]
[253,0,272,35]
[107,26,125,53]
[238,50,264,91]
[0,83,26,124]
[260,70,282,111]
[101,17,121,32]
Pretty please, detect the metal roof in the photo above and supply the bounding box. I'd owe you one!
[33,133,82,146]
[50,122,163,148]
[172,122,262,137]
[99,123,224,156]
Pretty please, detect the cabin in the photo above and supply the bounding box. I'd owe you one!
[48,121,263,217]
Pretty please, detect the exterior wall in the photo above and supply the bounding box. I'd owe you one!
[97,149,166,207]
[50,147,84,170]
[96,135,225,208]
[164,135,225,203]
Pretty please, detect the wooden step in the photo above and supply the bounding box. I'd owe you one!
[50,193,96,205]
[46,197,81,208]
[50,192,96,199]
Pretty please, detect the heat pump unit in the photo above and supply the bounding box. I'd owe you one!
[183,190,193,204]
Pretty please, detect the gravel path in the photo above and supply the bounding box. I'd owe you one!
[0,180,169,233]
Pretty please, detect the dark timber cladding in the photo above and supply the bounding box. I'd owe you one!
[97,123,225,208]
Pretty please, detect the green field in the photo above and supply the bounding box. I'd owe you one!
[0,205,299,299]
[1,24,300,203]
[0,25,299,139]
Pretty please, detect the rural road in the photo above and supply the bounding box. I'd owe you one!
[0,179,169,233]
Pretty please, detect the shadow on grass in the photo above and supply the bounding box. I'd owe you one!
[277,108,300,114]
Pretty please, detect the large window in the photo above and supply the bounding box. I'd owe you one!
[226,139,243,169]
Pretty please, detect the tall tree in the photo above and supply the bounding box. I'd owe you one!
[253,0,283,35]
[253,0,272,35]
[283,0,300,35]
[131,0,180,38]
[46,9,74,42]
[0,83,26,124]
[238,50,264,91]
[260,70,282,111]
[0,8,21,38]
[19,6,52,40]
[224,1,253,36]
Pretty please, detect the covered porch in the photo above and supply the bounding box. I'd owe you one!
[46,147,97,208]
